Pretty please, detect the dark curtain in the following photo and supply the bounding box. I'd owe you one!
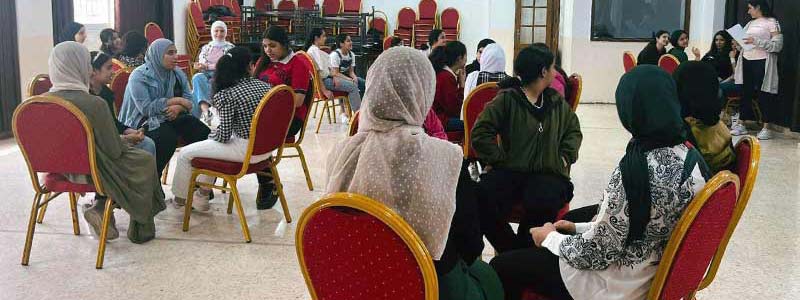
[726,0,800,131]
[51,0,75,45]
[0,0,20,137]
[115,0,173,39]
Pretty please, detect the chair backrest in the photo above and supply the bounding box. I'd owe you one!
[397,7,416,29]
[322,0,341,16]
[110,69,131,116]
[371,16,388,34]
[462,82,499,159]
[288,51,316,144]
[648,171,740,300]
[658,54,680,74]
[418,0,437,21]
[348,110,360,136]
[255,0,272,11]
[623,51,637,73]
[565,74,582,112]
[144,22,164,45]
[697,136,761,291]
[296,192,438,300]
[111,58,129,74]
[297,0,316,10]
[199,0,212,11]
[245,85,296,170]
[295,51,326,101]
[27,74,52,97]
[227,0,241,15]
[189,2,207,31]
[383,36,394,50]
[13,96,101,191]
[343,0,361,14]
[278,0,296,11]
[440,7,459,30]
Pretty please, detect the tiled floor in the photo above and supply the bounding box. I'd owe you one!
[0,104,797,299]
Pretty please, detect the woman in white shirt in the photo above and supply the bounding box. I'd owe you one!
[329,33,365,115]
[490,66,710,300]
[304,28,348,109]
[192,21,235,122]
[729,0,783,140]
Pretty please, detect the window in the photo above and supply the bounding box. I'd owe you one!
[591,0,690,41]
[74,0,115,50]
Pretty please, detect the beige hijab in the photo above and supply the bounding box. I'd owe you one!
[325,47,462,259]
[48,41,92,93]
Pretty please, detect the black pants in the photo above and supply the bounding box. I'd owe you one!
[478,169,574,252]
[144,114,210,175]
[435,160,485,276]
[490,205,598,300]
[740,58,779,123]
[256,118,304,194]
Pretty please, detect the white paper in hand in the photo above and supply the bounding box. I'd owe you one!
[727,24,755,51]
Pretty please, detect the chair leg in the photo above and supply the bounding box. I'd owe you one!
[36,192,51,224]
[271,166,292,223]
[324,100,333,124]
[221,179,227,194]
[182,172,201,232]
[315,100,328,134]
[228,181,251,242]
[95,198,114,269]
[21,192,44,266]
[294,145,314,191]
[312,100,319,118]
[330,99,337,123]
[68,192,80,235]
[161,160,170,184]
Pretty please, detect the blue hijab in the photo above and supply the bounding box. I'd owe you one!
[142,38,177,97]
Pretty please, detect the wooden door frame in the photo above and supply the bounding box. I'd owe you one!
[514,0,561,55]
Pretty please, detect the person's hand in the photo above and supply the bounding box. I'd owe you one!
[692,47,701,59]
[122,130,144,145]
[554,220,576,235]
[323,89,333,100]
[530,223,557,248]
[163,105,184,121]
[483,164,493,173]
[743,37,754,45]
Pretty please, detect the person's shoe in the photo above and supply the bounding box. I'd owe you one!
[191,191,212,212]
[757,128,774,140]
[340,114,350,124]
[82,204,119,240]
[730,121,748,136]
[170,197,186,209]
[256,184,279,210]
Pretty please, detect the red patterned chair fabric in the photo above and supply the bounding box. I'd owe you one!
[255,0,272,11]
[110,70,131,115]
[144,22,164,45]
[383,36,394,50]
[623,51,637,73]
[564,74,582,112]
[191,157,273,175]
[371,17,387,35]
[440,8,459,40]
[44,173,96,193]
[462,82,499,159]
[417,0,437,22]
[658,54,680,74]
[298,0,316,10]
[15,100,92,176]
[322,0,341,16]
[278,0,296,10]
[28,75,52,97]
[395,7,416,42]
[343,0,361,14]
[199,0,212,11]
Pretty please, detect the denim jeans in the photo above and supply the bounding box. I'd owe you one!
[191,72,214,118]
[133,136,157,156]
[323,77,364,112]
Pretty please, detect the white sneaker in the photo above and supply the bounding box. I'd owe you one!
[340,114,350,124]
[730,122,748,136]
[191,191,211,212]
[757,128,773,140]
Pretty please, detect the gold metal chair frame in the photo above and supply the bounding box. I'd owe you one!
[647,171,740,300]
[697,136,760,291]
[296,192,439,300]
[27,74,51,98]
[297,51,352,135]
[623,51,637,72]
[182,85,297,243]
[569,73,583,112]
[461,82,499,158]
[347,110,360,136]
[14,96,117,269]
[658,54,681,72]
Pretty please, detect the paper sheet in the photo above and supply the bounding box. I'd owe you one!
[727,24,755,51]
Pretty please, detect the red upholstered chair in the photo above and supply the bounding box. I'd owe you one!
[298,0,316,10]
[395,7,416,46]
[273,0,296,33]
[383,35,394,50]
[254,0,272,11]
[462,82,499,160]
[564,74,582,112]
[658,54,680,74]
[183,85,297,242]
[199,0,212,11]
[278,52,316,191]
[697,136,761,292]
[27,74,52,97]
[144,22,164,45]
[296,193,439,300]
[347,110,360,136]
[370,16,388,39]
[413,0,437,48]
[623,51,637,73]
[322,0,341,16]
[187,1,211,58]
[295,51,350,135]
[647,171,740,300]
[109,69,131,116]
[440,7,460,40]
[343,0,361,15]
[14,96,119,269]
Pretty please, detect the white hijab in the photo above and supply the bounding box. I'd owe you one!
[325,47,462,260]
[48,41,92,93]
[209,21,230,47]
[464,43,506,100]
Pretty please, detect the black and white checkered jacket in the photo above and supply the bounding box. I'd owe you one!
[209,77,273,143]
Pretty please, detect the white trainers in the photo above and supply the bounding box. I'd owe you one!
[730,122,748,136]
[190,191,212,212]
[757,128,773,140]
[340,114,350,124]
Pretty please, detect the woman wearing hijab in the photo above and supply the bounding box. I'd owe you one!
[465,38,496,75]
[464,43,509,99]
[637,30,669,65]
[192,21,235,122]
[675,62,736,173]
[118,38,210,180]
[58,22,86,44]
[667,30,701,63]
[46,42,166,243]
[473,46,582,253]
[490,66,710,300]
[326,46,502,300]
[118,31,149,68]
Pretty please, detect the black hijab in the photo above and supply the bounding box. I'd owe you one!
[674,61,723,126]
[59,22,84,43]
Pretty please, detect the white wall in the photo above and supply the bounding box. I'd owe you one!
[559,0,727,103]
[16,0,54,98]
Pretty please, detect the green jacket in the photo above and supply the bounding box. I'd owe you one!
[471,88,582,179]
[668,48,689,63]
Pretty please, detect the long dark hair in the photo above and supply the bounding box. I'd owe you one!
[532,42,567,80]
[747,0,772,18]
[498,45,554,90]
[253,26,291,78]
[334,33,350,51]
[477,38,495,52]
[304,28,325,51]
[420,29,444,51]
[429,41,466,73]
[669,30,688,49]
[707,30,733,56]
[214,47,253,94]
[89,51,112,70]
[99,28,118,55]
[121,31,148,57]
[59,22,84,43]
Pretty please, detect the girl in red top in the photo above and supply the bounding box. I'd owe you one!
[430,41,468,132]
[252,26,313,210]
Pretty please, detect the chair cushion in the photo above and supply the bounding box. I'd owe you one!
[44,173,96,193]
[191,157,273,175]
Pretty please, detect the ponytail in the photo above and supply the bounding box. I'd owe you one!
[428,41,466,73]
